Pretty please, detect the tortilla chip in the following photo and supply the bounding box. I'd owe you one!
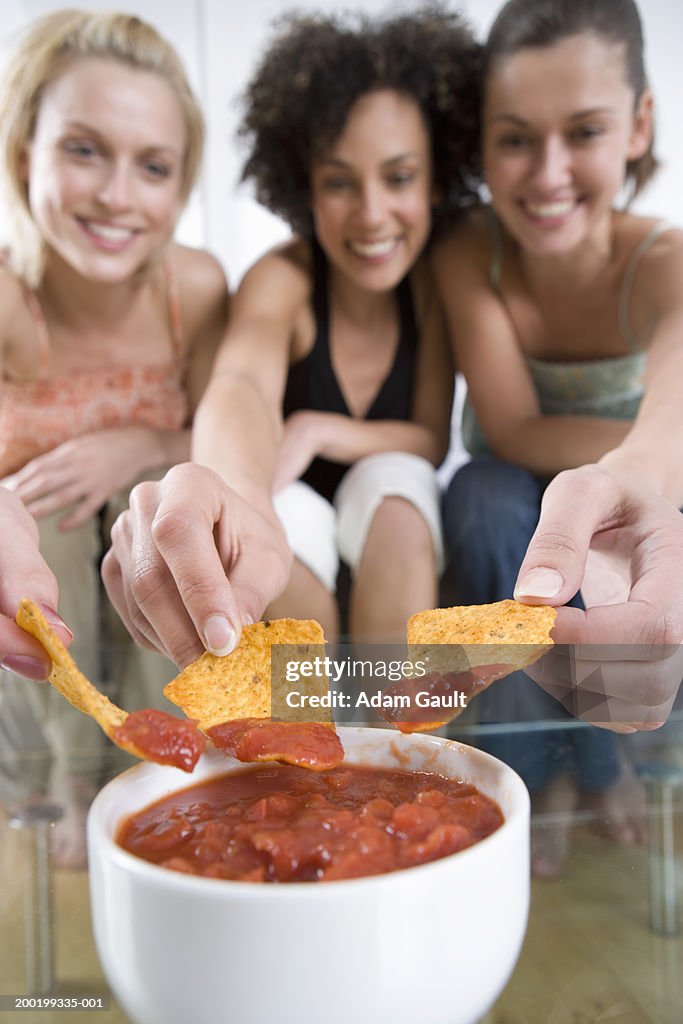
[379,665,515,735]
[16,598,127,738]
[16,598,204,770]
[164,618,330,730]
[396,600,557,733]
[407,599,556,672]
[164,619,344,769]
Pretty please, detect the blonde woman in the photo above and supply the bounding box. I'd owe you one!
[0,9,228,865]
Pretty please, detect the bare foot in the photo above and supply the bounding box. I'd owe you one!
[530,773,580,879]
[48,771,97,870]
[582,756,648,846]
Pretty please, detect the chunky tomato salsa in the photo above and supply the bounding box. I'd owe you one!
[117,764,503,883]
[206,718,344,771]
[113,709,206,773]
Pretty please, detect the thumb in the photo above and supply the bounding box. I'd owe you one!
[513,467,617,606]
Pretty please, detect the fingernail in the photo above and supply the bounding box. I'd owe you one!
[243,613,255,626]
[38,604,74,641]
[515,567,563,599]
[203,615,238,657]
[0,655,51,681]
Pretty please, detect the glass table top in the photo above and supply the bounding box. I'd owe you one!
[0,674,681,1024]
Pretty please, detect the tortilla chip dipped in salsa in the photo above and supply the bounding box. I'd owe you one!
[15,599,205,772]
[385,599,557,734]
[163,619,344,771]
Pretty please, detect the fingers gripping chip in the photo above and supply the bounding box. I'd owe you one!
[16,599,205,771]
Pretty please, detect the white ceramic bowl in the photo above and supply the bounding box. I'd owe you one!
[88,726,529,1024]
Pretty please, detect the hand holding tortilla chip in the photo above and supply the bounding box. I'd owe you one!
[16,599,205,771]
[164,619,344,770]
[387,599,557,733]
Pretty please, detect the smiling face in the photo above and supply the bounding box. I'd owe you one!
[310,89,434,292]
[24,57,187,283]
[483,33,652,256]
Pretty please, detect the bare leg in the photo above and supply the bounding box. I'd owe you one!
[530,773,580,879]
[350,497,437,643]
[531,744,648,879]
[266,557,340,641]
[582,750,648,845]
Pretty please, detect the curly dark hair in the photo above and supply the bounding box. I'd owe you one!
[239,4,482,236]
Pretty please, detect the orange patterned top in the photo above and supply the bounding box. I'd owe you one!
[0,264,189,478]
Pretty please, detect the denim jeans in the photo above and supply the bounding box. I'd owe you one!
[442,456,621,794]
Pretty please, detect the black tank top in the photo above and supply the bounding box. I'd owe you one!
[282,239,418,502]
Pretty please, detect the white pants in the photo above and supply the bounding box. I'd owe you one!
[273,452,444,592]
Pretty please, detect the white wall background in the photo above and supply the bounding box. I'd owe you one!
[1,0,682,287]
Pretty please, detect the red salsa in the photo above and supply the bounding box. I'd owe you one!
[117,763,503,883]
[113,709,206,773]
[380,665,514,733]
[206,718,344,771]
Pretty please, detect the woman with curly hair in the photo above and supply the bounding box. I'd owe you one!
[187,5,482,642]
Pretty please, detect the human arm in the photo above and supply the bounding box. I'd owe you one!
[102,246,307,664]
[511,263,683,731]
[432,218,630,474]
[514,230,683,609]
[0,487,72,678]
[273,412,444,492]
[0,275,71,656]
[191,246,310,510]
[439,222,683,727]
[518,245,683,725]
[2,426,192,528]
[593,229,683,506]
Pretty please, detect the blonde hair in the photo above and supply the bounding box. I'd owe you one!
[0,9,204,285]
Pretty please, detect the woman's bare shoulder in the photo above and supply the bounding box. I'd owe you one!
[238,237,313,309]
[617,214,683,306]
[251,236,311,279]
[170,243,228,300]
[167,243,229,346]
[615,212,682,261]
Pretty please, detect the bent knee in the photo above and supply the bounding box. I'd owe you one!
[367,495,434,551]
[336,454,443,573]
